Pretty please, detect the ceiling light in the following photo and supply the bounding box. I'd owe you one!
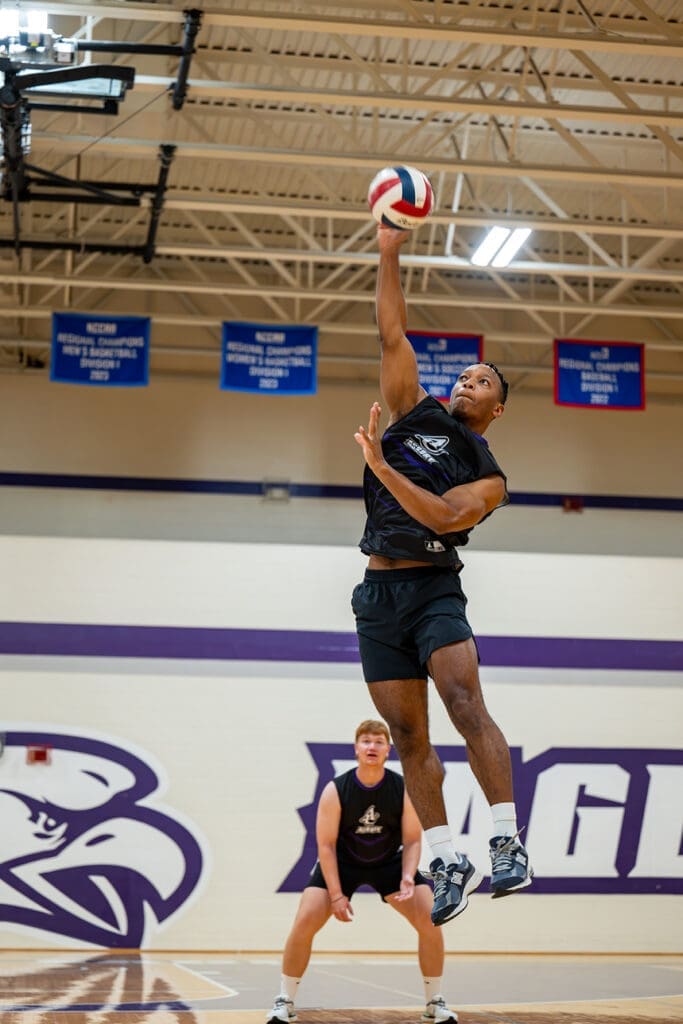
[0,12,20,36]
[27,12,49,36]
[470,226,510,267]
[470,225,532,268]
[490,227,532,267]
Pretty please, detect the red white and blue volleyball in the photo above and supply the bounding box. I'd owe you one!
[367,165,434,230]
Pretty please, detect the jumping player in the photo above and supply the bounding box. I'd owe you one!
[266,720,457,1024]
[352,225,532,927]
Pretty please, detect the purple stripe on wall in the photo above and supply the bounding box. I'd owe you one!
[0,471,681,511]
[0,622,680,670]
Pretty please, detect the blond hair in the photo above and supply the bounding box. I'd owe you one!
[355,719,391,744]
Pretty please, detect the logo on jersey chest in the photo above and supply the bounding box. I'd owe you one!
[404,434,450,463]
[356,804,383,835]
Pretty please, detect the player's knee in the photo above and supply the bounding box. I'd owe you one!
[294,912,325,938]
[446,688,488,735]
[386,719,429,760]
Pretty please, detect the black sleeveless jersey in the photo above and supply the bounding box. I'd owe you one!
[359,395,508,567]
[333,767,405,867]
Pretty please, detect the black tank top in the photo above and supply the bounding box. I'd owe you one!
[359,395,508,567]
[333,768,404,866]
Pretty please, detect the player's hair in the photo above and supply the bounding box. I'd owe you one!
[355,719,391,744]
[483,361,509,404]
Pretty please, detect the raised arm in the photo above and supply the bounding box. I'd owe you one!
[376,226,427,422]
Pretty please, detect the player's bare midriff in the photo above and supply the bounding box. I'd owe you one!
[367,554,435,570]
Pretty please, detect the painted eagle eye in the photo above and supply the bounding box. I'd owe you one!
[33,811,67,841]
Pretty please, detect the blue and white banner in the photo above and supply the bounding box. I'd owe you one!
[221,322,318,395]
[554,338,645,409]
[407,331,483,400]
[51,313,150,386]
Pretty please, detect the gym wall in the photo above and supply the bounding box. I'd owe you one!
[0,537,680,953]
[0,374,681,554]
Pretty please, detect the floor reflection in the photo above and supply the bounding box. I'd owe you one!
[0,951,235,1019]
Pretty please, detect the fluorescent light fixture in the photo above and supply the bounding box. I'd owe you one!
[470,226,510,267]
[26,11,49,34]
[471,225,532,267]
[24,74,126,98]
[491,227,532,267]
[0,12,20,36]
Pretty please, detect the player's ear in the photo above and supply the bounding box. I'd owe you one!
[491,402,504,420]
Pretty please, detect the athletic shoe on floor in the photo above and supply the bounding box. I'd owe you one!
[421,995,458,1022]
[266,996,298,1023]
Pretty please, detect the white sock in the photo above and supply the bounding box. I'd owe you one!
[491,802,517,838]
[423,976,443,1003]
[425,825,458,866]
[280,975,300,1002]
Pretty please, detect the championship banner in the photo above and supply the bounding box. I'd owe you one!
[51,312,150,386]
[554,338,645,410]
[221,322,318,395]
[407,331,483,400]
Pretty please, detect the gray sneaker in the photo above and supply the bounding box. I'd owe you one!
[424,855,483,925]
[489,833,533,896]
[422,995,458,1022]
[266,996,297,1023]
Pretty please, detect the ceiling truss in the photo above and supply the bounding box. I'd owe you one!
[0,0,681,400]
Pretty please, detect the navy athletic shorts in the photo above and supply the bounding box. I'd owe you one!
[351,565,474,683]
[307,852,429,902]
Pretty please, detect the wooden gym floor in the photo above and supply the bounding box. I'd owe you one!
[0,951,681,1023]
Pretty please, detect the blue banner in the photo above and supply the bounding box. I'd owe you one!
[555,339,645,409]
[221,322,318,395]
[407,331,483,400]
[51,313,150,386]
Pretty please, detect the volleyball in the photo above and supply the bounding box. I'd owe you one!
[367,165,434,230]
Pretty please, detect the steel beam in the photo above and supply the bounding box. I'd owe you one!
[41,5,681,58]
[130,80,683,130]
[0,271,682,319]
[27,134,683,191]
[158,196,683,241]
[129,75,683,129]
[142,243,683,285]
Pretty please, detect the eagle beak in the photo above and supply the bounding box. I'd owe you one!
[10,816,197,939]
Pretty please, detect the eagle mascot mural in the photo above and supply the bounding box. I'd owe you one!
[0,731,204,947]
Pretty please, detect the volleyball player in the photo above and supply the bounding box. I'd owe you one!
[351,225,532,927]
[267,720,457,1023]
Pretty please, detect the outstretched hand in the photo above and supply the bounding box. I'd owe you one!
[377,223,411,252]
[354,402,385,473]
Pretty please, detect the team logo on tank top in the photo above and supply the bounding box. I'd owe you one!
[356,804,382,834]
[404,434,450,463]
[417,434,449,454]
